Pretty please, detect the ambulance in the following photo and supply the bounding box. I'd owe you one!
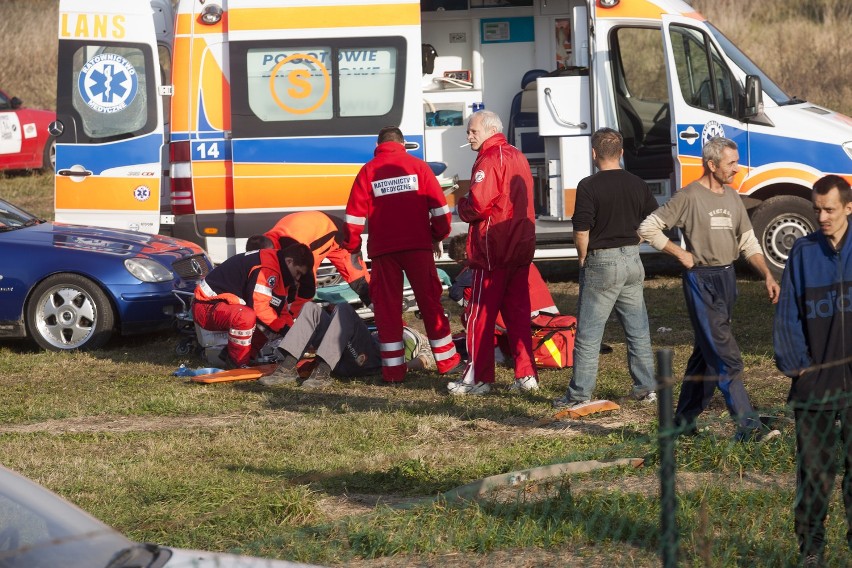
[53,0,852,277]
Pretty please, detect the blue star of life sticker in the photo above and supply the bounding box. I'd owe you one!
[701,120,726,146]
[133,185,151,202]
[78,53,139,114]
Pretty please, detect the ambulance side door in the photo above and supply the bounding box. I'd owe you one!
[661,15,747,190]
[54,0,165,234]
[226,1,422,235]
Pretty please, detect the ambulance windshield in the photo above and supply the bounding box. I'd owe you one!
[706,23,795,106]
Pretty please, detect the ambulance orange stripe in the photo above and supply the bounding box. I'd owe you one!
[594,1,703,21]
[740,167,820,193]
[229,4,420,31]
[596,0,666,20]
[192,177,230,210]
[191,161,230,176]
[55,178,160,211]
[232,163,361,176]
[175,13,226,35]
[201,48,230,131]
[231,177,354,208]
[563,188,577,217]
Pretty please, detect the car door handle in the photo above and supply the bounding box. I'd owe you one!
[679,130,699,140]
[404,142,420,150]
[57,169,93,177]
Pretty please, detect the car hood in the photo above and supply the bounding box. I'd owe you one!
[5,222,206,259]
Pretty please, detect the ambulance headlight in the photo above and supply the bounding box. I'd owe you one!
[843,141,852,161]
[599,0,620,6]
[125,259,174,282]
[200,3,223,25]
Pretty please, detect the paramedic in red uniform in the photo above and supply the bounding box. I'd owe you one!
[192,244,313,368]
[344,126,461,383]
[264,211,371,315]
[451,110,538,395]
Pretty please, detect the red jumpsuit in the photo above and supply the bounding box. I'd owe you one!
[192,249,304,367]
[264,211,371,315]
[456,133,537,384]
[344,141,460,382]
[452,263,557,329]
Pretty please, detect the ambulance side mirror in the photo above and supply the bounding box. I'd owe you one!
[742,75,762,119]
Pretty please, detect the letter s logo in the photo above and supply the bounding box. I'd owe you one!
[269,53,330,115]
[287,69,312,99]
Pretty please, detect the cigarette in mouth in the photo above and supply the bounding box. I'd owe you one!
[460,142,471,148]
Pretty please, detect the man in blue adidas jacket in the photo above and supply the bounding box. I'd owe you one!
[774,174,852,565]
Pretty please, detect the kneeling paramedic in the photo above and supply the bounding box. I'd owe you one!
[264,210,372,315]
[192,244,314,368]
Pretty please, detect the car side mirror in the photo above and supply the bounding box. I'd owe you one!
[10,97,22,110]
[742,75,762,119]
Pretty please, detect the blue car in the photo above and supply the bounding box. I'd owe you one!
[0,198,212,351]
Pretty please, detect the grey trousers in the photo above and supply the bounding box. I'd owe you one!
[280,302,381,377]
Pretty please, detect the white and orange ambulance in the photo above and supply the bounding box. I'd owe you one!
[53,0,852,276]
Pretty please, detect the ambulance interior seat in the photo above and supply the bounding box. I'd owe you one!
[507,69,548,160]
[616,91,672,180]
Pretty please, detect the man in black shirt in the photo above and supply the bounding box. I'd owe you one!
[554,128,659,408]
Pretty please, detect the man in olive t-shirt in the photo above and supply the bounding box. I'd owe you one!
[638,136,780,441]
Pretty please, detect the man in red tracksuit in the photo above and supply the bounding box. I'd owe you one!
[192,243,313,368]
[451,110,538,395]
[264,211,371,316]
[344,126,461,383]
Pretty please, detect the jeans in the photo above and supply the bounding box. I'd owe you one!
[568,246,655,401]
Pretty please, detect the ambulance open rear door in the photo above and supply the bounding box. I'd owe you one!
[53,0,171,234]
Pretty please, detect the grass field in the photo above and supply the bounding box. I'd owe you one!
[2,1,851,566]
[0,175,843,567]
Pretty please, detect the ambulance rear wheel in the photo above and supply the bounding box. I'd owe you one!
[750,195,816,280]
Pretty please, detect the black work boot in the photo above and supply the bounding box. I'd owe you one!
[301,359,334,389]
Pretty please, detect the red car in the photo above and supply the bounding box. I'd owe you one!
[0,89,55,171]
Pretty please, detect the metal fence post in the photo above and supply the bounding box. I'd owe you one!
[657,348,677,567]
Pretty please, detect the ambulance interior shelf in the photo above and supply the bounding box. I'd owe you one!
[422,89,481,194]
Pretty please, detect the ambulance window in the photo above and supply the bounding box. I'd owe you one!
[668,25,736,118]
[247,47,334,122]
[339,47,398,117]
[69,45,154,140]
[232,37,406,137]
[612,28,668,102]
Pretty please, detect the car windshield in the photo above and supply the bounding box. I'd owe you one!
[706,23,797,106]
[0,200,43,232]
[0,466,134,568]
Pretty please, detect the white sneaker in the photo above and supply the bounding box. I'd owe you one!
[509,375,539,392]
[447,381,492,395]
[639,391,657,404]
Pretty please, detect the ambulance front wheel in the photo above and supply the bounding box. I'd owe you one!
[751,195,817,280]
